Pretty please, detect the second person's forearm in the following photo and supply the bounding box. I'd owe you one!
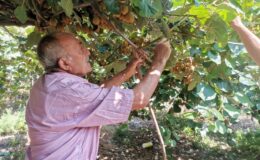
[234,25,260,65]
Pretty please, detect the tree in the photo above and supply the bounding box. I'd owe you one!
[0,0,259,159]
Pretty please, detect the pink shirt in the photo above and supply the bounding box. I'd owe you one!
[25,72,133,160]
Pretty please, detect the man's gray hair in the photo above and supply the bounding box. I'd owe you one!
[37,33,68,73]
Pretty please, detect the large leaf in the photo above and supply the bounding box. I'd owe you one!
[131,0,163,18]
[60,0,73,17]
[196,83,217,101]
[189,5,211,24]
[223,104,240,119]
[14,6,28,24]
[205,13,228,45]
[215,4,237,24]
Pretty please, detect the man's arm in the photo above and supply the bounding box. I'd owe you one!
[132,40,172,110]
[101,58,142,88]
[231,16,260,66]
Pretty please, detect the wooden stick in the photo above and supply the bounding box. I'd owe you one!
[149,105,168,160]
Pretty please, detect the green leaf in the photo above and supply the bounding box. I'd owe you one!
[210,108,224,121]
[131,0,163,18]
[239,75,255,86]
[26,31,42,48]
[196,83,217,101]
[104,0,120,13]
[241,0,254,12]
[189,5,211,24]
[228,42,245,56]
[183,112,197,120]
[215,120,227,134]
[205,13,228,45]
[160,126,171,142]
[233,92,253,107]
[223,104,240,118]
[215,4,237,24]
[214,80,232,93]
[172,0,186,8]
[208,51,221,65]
[60,0,73,17]
[167,139,177,147]
[14,6,28,24]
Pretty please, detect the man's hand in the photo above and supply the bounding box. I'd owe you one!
[231,16,244,30]
[125,58,143,76]
[153,39,171,64]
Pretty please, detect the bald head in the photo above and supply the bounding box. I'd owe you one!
[37,32,92,76]
[37,32,74,72]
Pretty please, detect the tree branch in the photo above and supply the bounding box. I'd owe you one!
[0,18,34,26]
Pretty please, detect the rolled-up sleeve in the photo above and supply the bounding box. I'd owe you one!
[48,81,134,129]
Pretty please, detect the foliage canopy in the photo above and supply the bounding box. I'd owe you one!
[0,0,260,157]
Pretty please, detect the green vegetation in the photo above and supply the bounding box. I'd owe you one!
[0,0,259,159]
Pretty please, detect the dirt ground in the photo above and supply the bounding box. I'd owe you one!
[0,117,259,160]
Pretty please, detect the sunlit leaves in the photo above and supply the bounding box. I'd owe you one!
[189,5,211,24]
[215,120,227,134]
[228,42,245,56]
[214,80,232,93]
[233,92,253,107]
[207,51,221,65]
[196,83,217,101]
[239,74,255,86]
[215,4,237,24]
[223,104,240,119]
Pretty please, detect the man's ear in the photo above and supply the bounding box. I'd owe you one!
[58,57,71,71]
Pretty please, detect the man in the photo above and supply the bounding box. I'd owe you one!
[231,16,260,66]
[25,32,171,159]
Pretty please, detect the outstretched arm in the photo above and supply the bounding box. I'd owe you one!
[231,16,260,66]
[132,40,172,110]
[101,58,142,88]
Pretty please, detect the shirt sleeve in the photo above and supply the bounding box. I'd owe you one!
[48,80,134,129]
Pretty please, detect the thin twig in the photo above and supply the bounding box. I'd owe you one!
[149,105,167,160]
